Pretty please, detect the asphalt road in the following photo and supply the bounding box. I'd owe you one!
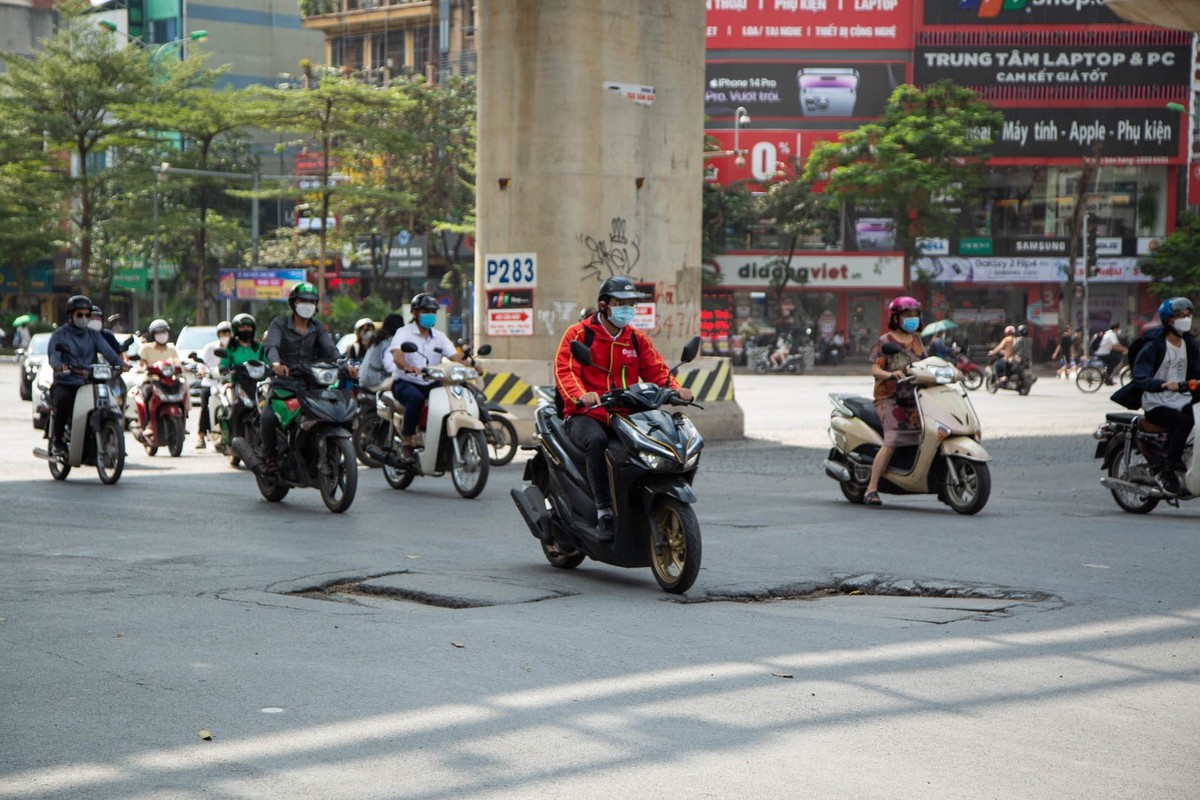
[0,363,1197,799]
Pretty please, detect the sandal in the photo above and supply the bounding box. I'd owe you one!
[864,491,882,507]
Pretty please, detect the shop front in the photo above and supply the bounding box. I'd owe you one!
[707,251,906,362]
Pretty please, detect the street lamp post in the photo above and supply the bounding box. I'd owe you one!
[98,22,208,317]
[733,106,751,168]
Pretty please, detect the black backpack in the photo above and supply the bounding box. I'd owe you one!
[553,325,640,417]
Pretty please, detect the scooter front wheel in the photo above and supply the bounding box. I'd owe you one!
[318,436,357,513]
[650,498,702,594]
[942,458,991,515]
[95,419,125,485]
[49,452,71,481]
[451,430,489,498]
[163,415,184,457]
[961,368,983,391]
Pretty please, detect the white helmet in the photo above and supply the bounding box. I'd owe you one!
[355,317,375,332]
[148,319,170,335]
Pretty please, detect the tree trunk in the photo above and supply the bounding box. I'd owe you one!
[77,137,92,296]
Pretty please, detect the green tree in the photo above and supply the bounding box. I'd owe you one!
[119,83,260,322]
[253,62,412,307]
[0,0,156,295]
[0,115,62,291]
[803,81,1002,265]
[1142,211,1200,299]
[701,180,756,264]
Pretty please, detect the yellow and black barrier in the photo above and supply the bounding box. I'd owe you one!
[479,371,539,406]
[675,359,736,402]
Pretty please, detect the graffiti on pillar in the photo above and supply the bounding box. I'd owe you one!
[579,217,640,282]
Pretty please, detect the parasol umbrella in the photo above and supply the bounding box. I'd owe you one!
[11,314,37,327]
[920,319,959,337]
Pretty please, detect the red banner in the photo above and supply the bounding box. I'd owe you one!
[706,1,913,51]
[704,129,844,186]
[1189,161,1200,207]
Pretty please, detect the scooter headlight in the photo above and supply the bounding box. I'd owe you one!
[641,452,674,471]
[930,365,956,384]
[91,363,112,381]
[160,364,174,378]
[449,365,478,382]
[312,367,338,387]
[425,367,447,380]
[245,362,267,380]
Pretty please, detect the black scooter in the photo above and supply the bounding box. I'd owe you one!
[985,353,1037,396]
[232,361,358,513]
[511,336,705,593]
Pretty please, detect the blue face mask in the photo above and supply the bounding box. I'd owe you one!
[901,316,921,333]
[608,306,636,328]
[418,313,437,330]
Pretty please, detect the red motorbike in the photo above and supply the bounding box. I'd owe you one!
[129,358,188,456]
[952,347,985,391]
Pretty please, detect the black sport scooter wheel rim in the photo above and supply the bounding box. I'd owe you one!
[649,498,701,594]
[96,419,125,485]
[318,436,357,513]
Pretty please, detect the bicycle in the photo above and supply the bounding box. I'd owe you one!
[1076,357,1131,393]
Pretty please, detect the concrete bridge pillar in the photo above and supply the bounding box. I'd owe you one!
[474,0,742,439]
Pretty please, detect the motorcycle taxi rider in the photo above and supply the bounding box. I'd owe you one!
[988,325,1017,385]
[1114,297,1200,496]
[553,277,694,541]
[89,305,129,365]
[259,283,354,473]
[386,293,467,464]
[219,313,264,372]
[46,295,125,458]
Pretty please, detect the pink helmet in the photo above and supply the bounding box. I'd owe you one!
[1004,325,1015,335]
[888,296,922,316]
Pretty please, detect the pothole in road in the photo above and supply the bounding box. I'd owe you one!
[286,571,576,609]
[677,573,1060,622]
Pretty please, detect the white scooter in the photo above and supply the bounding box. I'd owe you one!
[33,356,126,484]
[363,342,490,498]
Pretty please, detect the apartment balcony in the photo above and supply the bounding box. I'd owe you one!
[300,0,435,31]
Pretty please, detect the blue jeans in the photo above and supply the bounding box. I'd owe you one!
[392,380,433,436]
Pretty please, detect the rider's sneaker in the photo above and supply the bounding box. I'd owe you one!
[1160,470,1184,495]
[399,444,417,463]
[48,441,67,459]
[261,457,279,476]
[596,514,615,543]
[196,436,207,450]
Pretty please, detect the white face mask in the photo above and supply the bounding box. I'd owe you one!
[154,332,169,345]
[88,319,102,331]
[1172,316,1192,334]
[219,335,231,346]
[294,302,317,320]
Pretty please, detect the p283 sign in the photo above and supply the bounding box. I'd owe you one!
[484,253,537,289]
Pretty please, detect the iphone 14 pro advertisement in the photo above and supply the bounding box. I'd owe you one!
[706,61,906,121]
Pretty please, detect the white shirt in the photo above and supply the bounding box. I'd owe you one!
[1142,339,1189,412]
[388,322,456,385]
[1096,329,1121,356]
[198,339,228,387]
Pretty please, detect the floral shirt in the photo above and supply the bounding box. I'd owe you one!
[870,332,925,404]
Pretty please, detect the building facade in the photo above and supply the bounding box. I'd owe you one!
[704,0,1193,360]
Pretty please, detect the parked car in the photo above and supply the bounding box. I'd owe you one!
[17,332,51,401]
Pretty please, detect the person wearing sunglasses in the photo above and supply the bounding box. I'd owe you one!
[46,295,124,457]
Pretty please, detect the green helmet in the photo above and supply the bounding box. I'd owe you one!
[289,282,318,306]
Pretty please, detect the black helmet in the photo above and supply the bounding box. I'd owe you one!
[289,281,318,306]
[598,277,644,303]
[411,293,439,313]
[231,312,256,330]
[90,305,103,318]
[1016,324,1028,336]
[66,295,93,314]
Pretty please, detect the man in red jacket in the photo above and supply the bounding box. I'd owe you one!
[554,276,694,540]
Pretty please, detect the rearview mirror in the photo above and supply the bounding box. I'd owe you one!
[213,348,228,359]
[400,341,418,353]
[476,344,492,356]
[881,342,902,356]
[570,340,593,366]
[680,336,700,365]
[121,336,135,350]
[187,352,199,361]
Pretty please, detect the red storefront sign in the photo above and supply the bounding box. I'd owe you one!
[706,1,913,51]
[704,129,843,186]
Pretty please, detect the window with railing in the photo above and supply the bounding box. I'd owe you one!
[332,35,365,71]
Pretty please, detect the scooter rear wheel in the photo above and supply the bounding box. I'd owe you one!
[354,417,389,468]
[961,368,983,391]
[49,453,70,481]
[650,498,702,594]
[485,416,518,466]
[1107,441,1159,514]
[839,480,866,504]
